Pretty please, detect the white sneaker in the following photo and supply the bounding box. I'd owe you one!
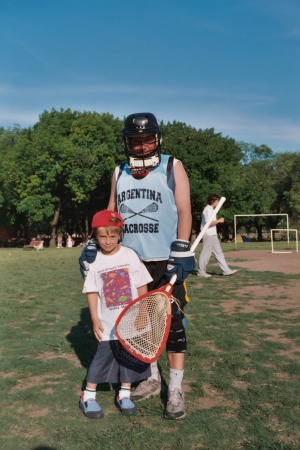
[131,378,161,402]
[164,388,186,420]
[197,272,212,278]
[223,269,238,276]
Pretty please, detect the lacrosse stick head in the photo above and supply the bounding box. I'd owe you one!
[116,276,176,363]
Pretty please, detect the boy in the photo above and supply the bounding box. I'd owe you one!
[80,209,152,419]
[198,194,237,277]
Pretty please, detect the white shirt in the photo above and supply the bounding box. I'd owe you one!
[83,246,152,341]
[201,204,218,236]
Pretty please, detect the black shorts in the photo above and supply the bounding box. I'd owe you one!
[143,260,188,353]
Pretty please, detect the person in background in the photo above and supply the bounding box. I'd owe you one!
[197,194,237,278]
[66,234,74,248]
[56,235,63,248]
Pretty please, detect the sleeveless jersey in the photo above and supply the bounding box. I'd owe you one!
[116,154,178,261]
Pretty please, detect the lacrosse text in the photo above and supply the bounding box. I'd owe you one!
[123,223,159,234]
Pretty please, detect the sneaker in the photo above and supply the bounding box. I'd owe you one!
[116,396,137,416]
[164,388,186,420]
[197,272,212,278]
[223,269,238,276]
[131,378,161,402]
[79,398,104,419]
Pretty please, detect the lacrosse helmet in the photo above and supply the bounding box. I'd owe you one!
[122,112,162,176]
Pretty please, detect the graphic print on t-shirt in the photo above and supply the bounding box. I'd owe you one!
[101,268,132,308]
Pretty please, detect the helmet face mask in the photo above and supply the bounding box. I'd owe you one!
[123,113,162,177]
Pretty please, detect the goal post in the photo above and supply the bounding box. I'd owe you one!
[233,214,289,250]
[271,229,298,253]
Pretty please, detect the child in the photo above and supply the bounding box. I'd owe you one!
[79,210,153,419]
[66,234,74,247]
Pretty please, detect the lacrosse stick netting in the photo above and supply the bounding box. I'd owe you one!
[115,279,174,363]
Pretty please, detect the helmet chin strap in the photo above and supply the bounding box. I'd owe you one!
[129,154,160,178]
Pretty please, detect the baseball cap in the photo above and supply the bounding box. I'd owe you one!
[91,210,124,228]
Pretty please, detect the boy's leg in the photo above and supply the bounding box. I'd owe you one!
[211,236,232,274]
[80,382,104,420]
[117,382,137,416]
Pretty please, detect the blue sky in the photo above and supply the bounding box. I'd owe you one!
[1,0,299,153]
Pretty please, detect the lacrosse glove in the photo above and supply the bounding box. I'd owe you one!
[165,240,196,283]
[79,237,99,278]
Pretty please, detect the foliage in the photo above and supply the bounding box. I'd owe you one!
[0,110,300,242]
[0,109,123,243]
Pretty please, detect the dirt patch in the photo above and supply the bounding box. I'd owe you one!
[11,373,64,392]
[225,249,300,274]
[196,382,238,410]
[35,350,82,367]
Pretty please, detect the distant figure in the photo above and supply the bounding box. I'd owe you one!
[66,235,74,248]
[57,235,63,248]
[198,194,238,278]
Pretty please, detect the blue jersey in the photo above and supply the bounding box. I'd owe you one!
[116,154,178,261]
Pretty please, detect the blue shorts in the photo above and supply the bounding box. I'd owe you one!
[144,260,188,353]
[86,340,151,384]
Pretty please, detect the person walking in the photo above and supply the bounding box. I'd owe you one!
[198,194,237,278]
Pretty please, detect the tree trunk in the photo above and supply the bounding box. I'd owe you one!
[49,202,61,247]
[85,215,89,241]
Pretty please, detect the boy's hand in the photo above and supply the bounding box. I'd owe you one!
[92,319,104,342]
[79,237,99,278]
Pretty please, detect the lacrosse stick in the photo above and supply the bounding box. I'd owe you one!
[115,274,176,363]
[116,197,226,363]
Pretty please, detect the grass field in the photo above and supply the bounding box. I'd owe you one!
[0,244,300,450]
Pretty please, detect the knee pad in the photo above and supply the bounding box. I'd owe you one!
[166,312,187,353]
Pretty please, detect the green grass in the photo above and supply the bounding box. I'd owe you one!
[0,245,300,450]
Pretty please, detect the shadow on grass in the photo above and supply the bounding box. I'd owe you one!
[66,307,112,391]
[66,307,97,369]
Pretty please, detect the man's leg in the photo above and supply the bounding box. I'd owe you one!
[164,340,186,419]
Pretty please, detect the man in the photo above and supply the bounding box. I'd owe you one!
[80,112,195,419]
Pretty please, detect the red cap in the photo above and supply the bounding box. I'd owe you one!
[91,210,124,229]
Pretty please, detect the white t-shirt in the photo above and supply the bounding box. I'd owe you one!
[83,246,153,341]
[201,204,217,236]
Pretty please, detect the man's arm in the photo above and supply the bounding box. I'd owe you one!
[173,161,192,240]
[107,171,117,211]
[165,161,195,283]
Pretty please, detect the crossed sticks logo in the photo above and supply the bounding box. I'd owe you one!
[120,202,159,222]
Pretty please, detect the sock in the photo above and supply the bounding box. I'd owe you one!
[149,361,161,381]
[169,368,184,391]
[118,386,131,400]
[83,387,96,402]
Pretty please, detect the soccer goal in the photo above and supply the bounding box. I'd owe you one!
[271,229,298,253]
[233,214,290,250]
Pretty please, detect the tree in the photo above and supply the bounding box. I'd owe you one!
[29,109,123,246]
[161,121,243,237]
[272,152,300,228]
